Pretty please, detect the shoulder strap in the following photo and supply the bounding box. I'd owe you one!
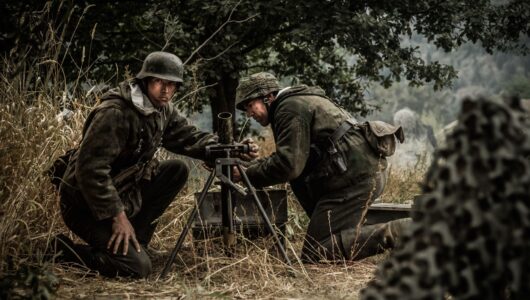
[329,118,357,144]
[269,89,331,124]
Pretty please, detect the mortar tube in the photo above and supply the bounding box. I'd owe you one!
[217,112,236,249]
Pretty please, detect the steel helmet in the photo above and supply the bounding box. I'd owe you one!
[235,72,280,111]
[136,51,184,83]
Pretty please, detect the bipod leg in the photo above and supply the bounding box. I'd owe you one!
[236,165,293,269]
[159,169,217,278]
[220,161,235,255]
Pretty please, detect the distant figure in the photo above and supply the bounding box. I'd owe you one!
[435,120,458,147]
[391,108,436,169]
[436,98,528,147]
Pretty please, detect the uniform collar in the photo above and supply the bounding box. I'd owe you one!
[130,82,160,116]
[276,86,291,97]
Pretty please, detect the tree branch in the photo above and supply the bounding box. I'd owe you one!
[183,0,258,65]
[175,82,219,103]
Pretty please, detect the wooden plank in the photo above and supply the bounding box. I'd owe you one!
[365,202,411,225]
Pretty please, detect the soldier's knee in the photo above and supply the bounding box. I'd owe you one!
[345,219,412,261]
[91,249,153,278]
[130,251,152,278]
[170,159,189,182]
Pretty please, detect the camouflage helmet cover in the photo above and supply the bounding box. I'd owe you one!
[235,72,280,110]
[137,51,184,83]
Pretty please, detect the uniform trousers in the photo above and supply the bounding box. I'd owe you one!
[59,159,188,278]
[291,170,406,262]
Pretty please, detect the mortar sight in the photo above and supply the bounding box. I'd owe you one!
[205,144,250,160]
[206,112,250,160]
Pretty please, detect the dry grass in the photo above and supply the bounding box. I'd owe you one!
[379,159,428,204]
[0,70,421,299]
[0,89,421,299]
[0,6,424,298]
[51,256,383,299]
[0,80,420,299]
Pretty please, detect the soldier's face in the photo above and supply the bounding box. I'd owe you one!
[245,98,269,126]
[147,77,180,107]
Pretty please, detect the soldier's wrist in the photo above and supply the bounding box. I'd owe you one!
[112,210,126,222]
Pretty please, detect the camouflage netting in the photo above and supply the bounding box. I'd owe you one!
[361,97,530,300]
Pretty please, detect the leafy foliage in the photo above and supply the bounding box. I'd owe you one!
[2,0,528,126]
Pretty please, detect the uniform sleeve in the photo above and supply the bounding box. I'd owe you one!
[162,110,218,160]
[245,111,311,188]
[75,107,129,221]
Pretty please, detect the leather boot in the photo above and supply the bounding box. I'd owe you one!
[382,217,412,248]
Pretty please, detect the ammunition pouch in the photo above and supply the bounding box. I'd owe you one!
[302,118,356,181]
[358,121,404,157]
[112,158,159,218]
[327,118,357,174]
[318,118,357,176]
[302,118,404,182]
[113,164,143,194]
[113,158,159,194]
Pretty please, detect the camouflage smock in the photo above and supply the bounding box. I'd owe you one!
[245,85,387,199]
[61,79,217,221]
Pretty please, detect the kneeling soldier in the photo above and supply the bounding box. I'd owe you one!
[233,72,409,262]
[56,52,257,277]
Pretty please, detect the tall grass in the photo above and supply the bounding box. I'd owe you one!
[0,47,89,274]
[0,3,97,285]
[380,156,429,204]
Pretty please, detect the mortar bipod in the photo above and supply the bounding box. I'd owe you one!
[160,157,294,278]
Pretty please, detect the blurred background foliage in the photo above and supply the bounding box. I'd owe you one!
[366,36,530,130]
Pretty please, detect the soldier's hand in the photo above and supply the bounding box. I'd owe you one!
[240,137,260,161]
[107,211,141,255]
[232,166,243,183]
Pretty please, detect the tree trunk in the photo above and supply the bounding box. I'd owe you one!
[208,73,239,136]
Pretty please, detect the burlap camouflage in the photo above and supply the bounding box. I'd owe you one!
[361,97,530,299]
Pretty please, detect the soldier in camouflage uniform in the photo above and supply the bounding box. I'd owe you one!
[234,72,409,262]
[57,52,257,278]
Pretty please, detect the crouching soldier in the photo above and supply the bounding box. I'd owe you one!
[233,72,410,262]
[55,51,257,278]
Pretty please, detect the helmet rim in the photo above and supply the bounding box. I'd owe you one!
[136,51,184,83]
[235,72,280,111]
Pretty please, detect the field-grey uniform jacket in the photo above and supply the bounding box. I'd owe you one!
[245,85,387,213]
[61,79,216,221]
